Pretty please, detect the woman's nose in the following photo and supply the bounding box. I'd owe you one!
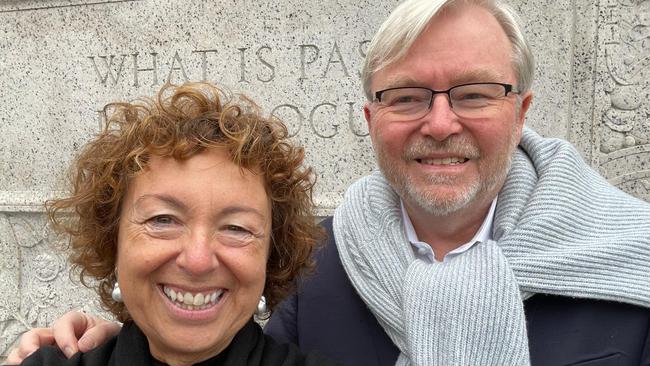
[176,232,219,276]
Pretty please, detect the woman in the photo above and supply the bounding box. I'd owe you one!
[16,83,335,366]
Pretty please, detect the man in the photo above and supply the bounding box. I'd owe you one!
[8,0,650,365]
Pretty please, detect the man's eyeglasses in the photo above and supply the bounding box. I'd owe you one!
[374,82,519,121]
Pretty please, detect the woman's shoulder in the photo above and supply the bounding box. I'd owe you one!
[214,320,339,366]
[15,346,76,366]
[17,320,338,366]
[17,321,145,366]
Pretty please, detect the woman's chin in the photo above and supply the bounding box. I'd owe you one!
[132,285,248,364]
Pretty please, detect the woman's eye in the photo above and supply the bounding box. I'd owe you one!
[219,224,257,247]
[142,214,183,238]
[225,225,250,234]
[147,215,176,226]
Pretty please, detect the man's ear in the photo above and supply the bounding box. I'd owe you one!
[513,92,533,144]
[518,92,533,127]
[363,103,373,130]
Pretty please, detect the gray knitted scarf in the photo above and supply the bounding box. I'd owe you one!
[333,128,650,366]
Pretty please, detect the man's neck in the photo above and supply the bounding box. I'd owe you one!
[403,197,494,261]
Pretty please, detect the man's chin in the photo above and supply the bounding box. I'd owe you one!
[403,184,479,217]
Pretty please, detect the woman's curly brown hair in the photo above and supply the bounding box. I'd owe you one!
[47,82,321,322]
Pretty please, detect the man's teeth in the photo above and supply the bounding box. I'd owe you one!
[163,286,224,310]
[420,157,467,165]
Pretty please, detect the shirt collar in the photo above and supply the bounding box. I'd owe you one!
[400,198,497,262]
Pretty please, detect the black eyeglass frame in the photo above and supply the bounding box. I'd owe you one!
[374,82,520,108]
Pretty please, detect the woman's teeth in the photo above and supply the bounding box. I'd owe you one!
[163,286,224,310]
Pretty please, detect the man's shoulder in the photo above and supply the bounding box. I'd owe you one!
[258,329,339,366]
[313,216,336,261]
[526,294,650,365]
[266,216,400,366]
[304,216,349,287]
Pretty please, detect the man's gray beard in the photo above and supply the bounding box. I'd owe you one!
[376,134,517,217]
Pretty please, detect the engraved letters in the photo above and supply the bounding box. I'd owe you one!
[132,52,159,87]
[193,49,219,82]
[271,104,304,137]
[309,102,339,138]
[88,41,368,85]
[87,41,371,138]
[95,98,365,139]
[88,54,127,85]
[166,51,190,84]
[256,46,276,83]
[323,42,350,78]
[299,44,320,80]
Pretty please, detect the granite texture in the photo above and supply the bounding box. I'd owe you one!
[1,0,649,362]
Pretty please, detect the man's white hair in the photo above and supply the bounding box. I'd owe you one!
[361,0,535,100]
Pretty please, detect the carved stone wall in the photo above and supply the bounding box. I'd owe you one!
[0,213,107,358]
[1,0,649,361]
[595,0,650,200]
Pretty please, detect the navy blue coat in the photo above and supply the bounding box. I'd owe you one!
[266,217,650,366]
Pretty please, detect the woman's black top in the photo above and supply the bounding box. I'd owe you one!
[19,319,337,366]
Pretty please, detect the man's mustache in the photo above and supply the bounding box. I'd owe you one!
[403,137,481,160]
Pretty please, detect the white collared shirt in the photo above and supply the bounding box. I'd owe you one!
[400,198,497,263]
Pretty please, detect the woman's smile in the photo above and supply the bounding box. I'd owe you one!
[156,284,229,323]
[161,285,225,310]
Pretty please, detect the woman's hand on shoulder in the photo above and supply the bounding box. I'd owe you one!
[5,310,121,364]
[6,327,54,365]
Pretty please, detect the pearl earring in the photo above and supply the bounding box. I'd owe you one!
[255,296,267,316]
[111,280,123,303]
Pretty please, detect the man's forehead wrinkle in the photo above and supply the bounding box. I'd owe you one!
[382,75,423,89]
[449,69,507,84]
[379,68,507,90]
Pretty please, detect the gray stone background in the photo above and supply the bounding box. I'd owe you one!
[1,0,649,361]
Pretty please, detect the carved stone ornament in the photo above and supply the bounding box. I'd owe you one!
[598,0,650,201]
[0,213,108,361]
